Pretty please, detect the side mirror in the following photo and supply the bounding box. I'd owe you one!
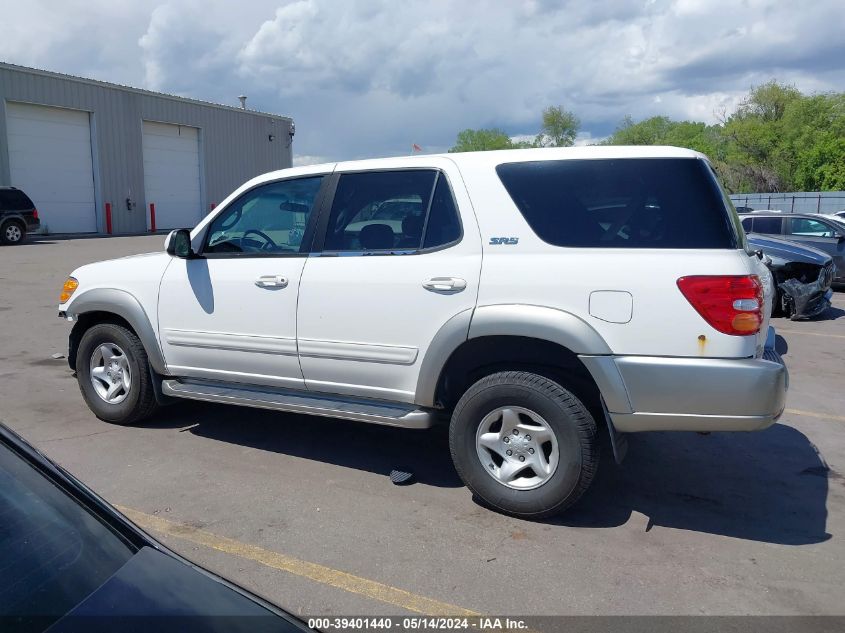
[165,229,195,258]
[838,234,845,244]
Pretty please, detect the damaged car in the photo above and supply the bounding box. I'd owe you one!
[747,233,835,320]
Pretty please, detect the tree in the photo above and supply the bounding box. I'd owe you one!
[794,134,845,190]
[535,106,580,147]
[449,128,515,152]
[602,116,718,156]
[449,83,845,192]
[733,80,801,122]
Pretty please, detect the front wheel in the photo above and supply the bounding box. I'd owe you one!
[449,371,599,518]
[76,323,159,425]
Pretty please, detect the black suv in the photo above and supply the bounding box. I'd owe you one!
[0,186,40,244]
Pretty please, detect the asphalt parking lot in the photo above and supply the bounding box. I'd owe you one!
[2,234,845,618]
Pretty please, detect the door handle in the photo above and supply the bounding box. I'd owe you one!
[422,277,467,292]
[255,275,289,288]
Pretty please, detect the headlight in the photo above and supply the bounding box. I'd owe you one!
[60,277,79,303]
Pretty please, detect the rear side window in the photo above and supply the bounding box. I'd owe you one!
[751,216,783,234]
[496,158,738,248]
[0,189,34,210]
[322,170,462,252]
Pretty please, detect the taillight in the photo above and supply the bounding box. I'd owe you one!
[677,275,763,336]
[33,209,39,219]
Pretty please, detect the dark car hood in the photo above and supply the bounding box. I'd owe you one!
[48,547,305,633]
[747,233,832,266]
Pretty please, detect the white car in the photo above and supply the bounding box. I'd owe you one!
[58,146,788,518]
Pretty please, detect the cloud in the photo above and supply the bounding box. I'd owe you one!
[3,0,844,163]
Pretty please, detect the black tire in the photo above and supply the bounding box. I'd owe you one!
[1,220,26,245]
[449,371,599,519]
[76,322,159,425]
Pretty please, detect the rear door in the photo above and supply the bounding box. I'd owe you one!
[296,159,481,403]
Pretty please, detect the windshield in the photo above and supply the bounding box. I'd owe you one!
[0,442,134,630]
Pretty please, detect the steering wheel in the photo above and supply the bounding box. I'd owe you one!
[241,229,278,252]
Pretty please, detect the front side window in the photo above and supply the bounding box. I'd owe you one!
[204,176,324,254]
[322,170,461,253]
[496,158,738,249]
[788,217,835,238]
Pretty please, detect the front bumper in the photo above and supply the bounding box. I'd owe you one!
[779,264,833,319]
[580,329,788,433]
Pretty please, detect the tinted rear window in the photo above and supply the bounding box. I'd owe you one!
[496,158,738,248]
[0,189,35,211]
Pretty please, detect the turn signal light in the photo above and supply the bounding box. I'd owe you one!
[677,275,763,336]
[59,277,79,303]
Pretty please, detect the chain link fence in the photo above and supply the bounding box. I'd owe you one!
[729,192,845,214]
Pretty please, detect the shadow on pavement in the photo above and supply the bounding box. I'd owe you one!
[144,401,462,488]
[820,306,845,320]
[556,424,832,545]
[143,404,831,545]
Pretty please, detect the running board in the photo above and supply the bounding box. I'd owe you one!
[161,379,434,429]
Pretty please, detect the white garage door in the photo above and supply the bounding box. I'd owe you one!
[142,121,202,230]
[5,102,97,233]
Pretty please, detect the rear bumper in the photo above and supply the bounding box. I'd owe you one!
[580,330,788,433]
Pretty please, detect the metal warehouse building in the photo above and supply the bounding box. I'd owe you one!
[0,62,293,234]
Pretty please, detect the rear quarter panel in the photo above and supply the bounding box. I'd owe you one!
[459,160,765,359]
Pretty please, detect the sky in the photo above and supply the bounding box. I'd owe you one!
[2,0,844,165]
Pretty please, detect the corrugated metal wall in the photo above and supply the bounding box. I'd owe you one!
[0,63,293,234]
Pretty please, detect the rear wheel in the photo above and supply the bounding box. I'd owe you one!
[449,371,599,518]
[1,220,25,245]
[76,323,159,425]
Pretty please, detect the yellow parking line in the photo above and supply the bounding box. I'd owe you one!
[785,408,845,423]
[777,328,845,340]
[116,505,479,617]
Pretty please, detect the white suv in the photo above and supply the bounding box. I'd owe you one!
[59,146,788,518]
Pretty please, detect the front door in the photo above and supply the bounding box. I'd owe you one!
[158,175,327,388]
[786,216,845,277]
[296,162,481,403]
